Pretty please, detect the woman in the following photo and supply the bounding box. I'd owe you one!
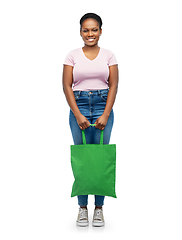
[62,13,119,227]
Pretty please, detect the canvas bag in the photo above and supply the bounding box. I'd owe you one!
[70,125,117,198]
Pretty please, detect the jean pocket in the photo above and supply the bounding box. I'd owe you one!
[100,92,108,101]
[74,92,80,101]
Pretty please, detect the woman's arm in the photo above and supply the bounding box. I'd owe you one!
[95,65,119,130]
[62,65,90,130]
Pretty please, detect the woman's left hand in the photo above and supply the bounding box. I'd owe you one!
[94,114,109,130]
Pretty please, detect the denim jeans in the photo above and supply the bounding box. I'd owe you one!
[69,89,114,207]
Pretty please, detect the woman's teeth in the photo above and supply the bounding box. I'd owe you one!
[87,38,95,42]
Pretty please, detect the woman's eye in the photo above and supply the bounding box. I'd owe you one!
[82,29,98,33]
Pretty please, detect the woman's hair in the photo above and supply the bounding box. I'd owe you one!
[80,13,102,29]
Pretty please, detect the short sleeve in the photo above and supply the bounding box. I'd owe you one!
[108,50,118,66]
[63,51,75,67]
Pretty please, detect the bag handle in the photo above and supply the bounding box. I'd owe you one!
[82,124,103,145]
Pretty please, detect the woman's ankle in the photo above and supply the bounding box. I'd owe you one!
[95,206,102,210]
[80,206,87,209]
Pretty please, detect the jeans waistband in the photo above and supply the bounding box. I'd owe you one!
[73,89,109,96]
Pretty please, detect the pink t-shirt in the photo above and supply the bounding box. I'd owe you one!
[63,47,117,91]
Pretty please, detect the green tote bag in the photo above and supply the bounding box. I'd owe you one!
[70,125,117,198]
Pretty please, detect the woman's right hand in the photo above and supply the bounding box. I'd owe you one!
[76,113,90,130]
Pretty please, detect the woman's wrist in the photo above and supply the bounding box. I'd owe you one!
[102,111,110,119]
[74,110,82,119]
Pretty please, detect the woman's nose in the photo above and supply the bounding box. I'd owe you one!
[88,30,93,36]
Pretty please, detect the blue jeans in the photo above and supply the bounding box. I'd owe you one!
[69,89,114,207]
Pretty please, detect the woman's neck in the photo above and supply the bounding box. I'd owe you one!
[82,44,100,52]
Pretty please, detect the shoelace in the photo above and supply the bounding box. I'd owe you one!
[79,209,88,220]
[94,209,103,220]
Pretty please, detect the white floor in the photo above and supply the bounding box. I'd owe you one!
[2,188,180,240]
[63,195,181,239]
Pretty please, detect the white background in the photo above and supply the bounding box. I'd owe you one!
[0,0,182,239]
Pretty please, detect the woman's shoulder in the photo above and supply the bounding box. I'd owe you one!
[100,47,116,58]
[64,48,81,66]
[100,48,118,65]
[101,47,115,53]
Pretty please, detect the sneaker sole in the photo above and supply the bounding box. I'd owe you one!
[92,221,105,227]
[76,221,89,227]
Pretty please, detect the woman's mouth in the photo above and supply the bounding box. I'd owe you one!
[87,38,95,42]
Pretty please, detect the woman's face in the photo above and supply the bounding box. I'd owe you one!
[80,18,102,47]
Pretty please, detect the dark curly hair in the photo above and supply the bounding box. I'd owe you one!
[80,13,103,29]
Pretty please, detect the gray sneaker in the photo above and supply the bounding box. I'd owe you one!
[92,208,105,227]
[76,208,89,227]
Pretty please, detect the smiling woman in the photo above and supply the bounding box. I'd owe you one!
[81,21,101,45]
[80,13,102,60]
[62,13,119,227]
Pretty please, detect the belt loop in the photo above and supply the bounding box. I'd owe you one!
[79,91,81,96]
[98,90,100,95]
